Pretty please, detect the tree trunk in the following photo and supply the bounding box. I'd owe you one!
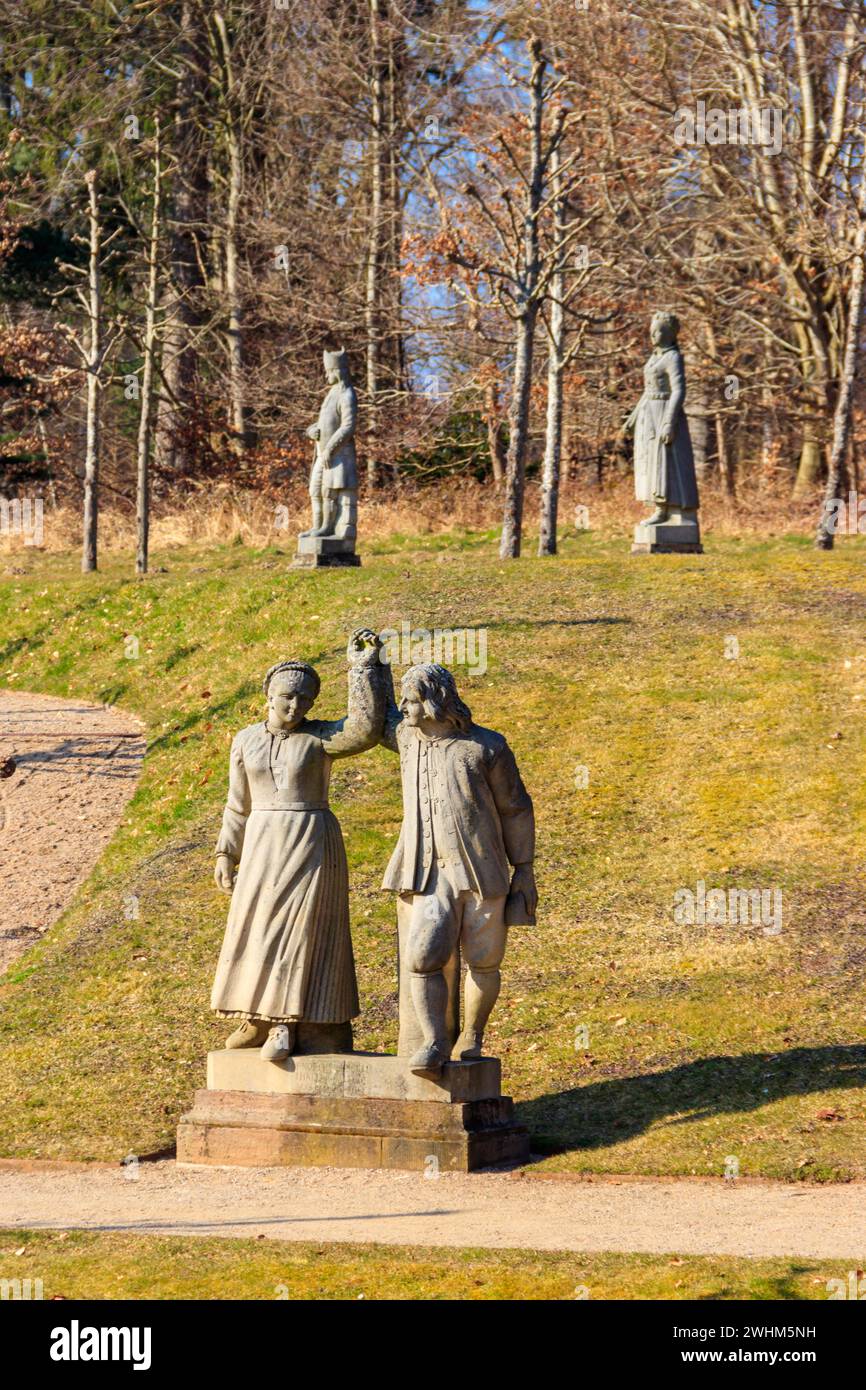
[704,322,734,499]
[82,170,101,574]
[365,0,387,487]
[715,414,734,499]
[136,120,162,577]
[213,11,246,455]
[223,119,245,453]
[155,0,208,475]
[816,215,866,549]
[793,320,831,496]
[538,142,564,557]
[482,381,506,486]
[385,10,406,399]
[686,348,709,480]
[499,38,546,561]
[500,307,537,559]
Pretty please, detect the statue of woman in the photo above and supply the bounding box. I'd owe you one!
[210,629,385,1061]
[623,311,699,525]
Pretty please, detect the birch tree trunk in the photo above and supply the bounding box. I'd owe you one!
[482,381,506,486]
[704,322,734,499]
[365,0,387,487]
[499,39,545,561]
[213,11,246,456]
[538,142,563,556]
[136,120,162,577]
[155,0,208,476]
[816,214,866,549]
[82,170,101,574]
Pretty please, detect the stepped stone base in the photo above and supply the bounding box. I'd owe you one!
[177,1051,529,1172]
[632,516,703,555]
[292,535,360,568]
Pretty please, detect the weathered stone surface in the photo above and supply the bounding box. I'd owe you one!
[177,1086,529,1172]
[631,515,703,554]
[206,1049,503,1103]
[292,535,361,568]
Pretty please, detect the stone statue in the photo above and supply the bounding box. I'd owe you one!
[624,311,702,554]
[295,348,360,568]
[210,629,385,1060]
[379,662,536,1077]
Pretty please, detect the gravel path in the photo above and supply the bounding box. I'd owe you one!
[0,690,145,973]
[1,1160,864,1258]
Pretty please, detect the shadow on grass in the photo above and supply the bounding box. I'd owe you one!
[697,1266,819,1301]
[519,1046,866,1157]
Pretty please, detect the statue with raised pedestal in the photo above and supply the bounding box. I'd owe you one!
[178,648,532,1172]
[294,347,360,568]
[624,311,702,554]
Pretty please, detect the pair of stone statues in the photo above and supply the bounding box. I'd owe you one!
[210,632,536,1077]
[298,318,700,560]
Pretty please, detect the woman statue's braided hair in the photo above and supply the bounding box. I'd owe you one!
[262,660,321,699]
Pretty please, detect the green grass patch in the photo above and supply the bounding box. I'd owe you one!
[1,531,866,1178]
[0,1228,848,1300]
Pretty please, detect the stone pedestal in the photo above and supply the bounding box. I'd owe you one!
[292,535,360,568]
[176,1051,529,1172]
[632,511,702,555]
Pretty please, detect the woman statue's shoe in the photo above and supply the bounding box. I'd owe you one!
[645,505,669,525]
[224,1019,269,1049]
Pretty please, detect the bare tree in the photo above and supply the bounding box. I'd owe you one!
[136,119,163,576]
[816,184,866,549]
[56,171,122,573]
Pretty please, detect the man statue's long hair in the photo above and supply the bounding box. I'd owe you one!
[400,664,472,732]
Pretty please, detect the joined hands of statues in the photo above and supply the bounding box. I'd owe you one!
[347,627,382,664]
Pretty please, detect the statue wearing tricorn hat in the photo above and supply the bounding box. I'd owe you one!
[294,347,361,567]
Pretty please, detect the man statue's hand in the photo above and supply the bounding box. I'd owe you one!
[306,423,320,441]
[347,628,382,665]
[215,855,236,894]
[509,864,537,918]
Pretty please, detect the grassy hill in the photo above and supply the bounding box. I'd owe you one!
[1,527,865,1178]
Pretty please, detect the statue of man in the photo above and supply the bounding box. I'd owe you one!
[301,348,358,542]
[380,663,537,1077]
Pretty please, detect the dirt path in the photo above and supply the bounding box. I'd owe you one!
[0,691,145,973]
[1,1160,864,1258]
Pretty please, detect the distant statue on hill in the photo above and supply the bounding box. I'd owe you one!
[623,311,702,554]
[295,348,360,568]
